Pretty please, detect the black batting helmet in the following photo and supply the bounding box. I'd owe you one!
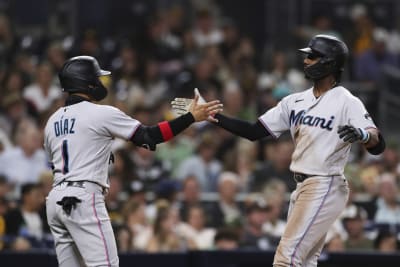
[59,56,111,101]
[299,35,349,81]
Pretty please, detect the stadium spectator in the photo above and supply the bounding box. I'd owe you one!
[115,225,133,253]
[213,228,240,250]
[219,18,240,60]
[127,180,147,205]
[120,199,152,251]
[208,172,242,228]
[324,233,345,253]
[0,119,49,191]
[146,201,196,252]
[105,174,125,226]
[4,183,47,249]
[342,205,374,251]
[261,179,288,238]
[22,62,62,113]
[2,69,25,96]
[177,132,222,192]
[178,175,207,221]
[0,14,18,65]
[45,42,67,73]
[250,137,295,192]
[0,93,29,137]
[192,8,223,48]
[374,230,400,252]
[374,173,400,225]
[380,141,400,175]
[353,28,399,83]
[240,197,278,250]
[346,4,375,56]
[138,58,169,107]
[180,204,216,249]
[130,146,171,191]
[223,139,258,192]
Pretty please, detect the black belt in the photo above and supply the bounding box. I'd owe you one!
[58,180,108,194]
[66,181,85,187]
[293,173,313,183]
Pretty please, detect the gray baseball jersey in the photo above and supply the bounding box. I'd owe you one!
[258,86,373,267]
[44,101,140,187]
[44,101,140,267]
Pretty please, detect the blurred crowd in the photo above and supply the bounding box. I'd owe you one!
[0,2,400,255]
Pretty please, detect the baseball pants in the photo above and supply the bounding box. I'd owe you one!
[46,182,119,267]
[273,175,349,267]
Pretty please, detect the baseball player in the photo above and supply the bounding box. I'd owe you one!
[44,56,222,267]
[172,35,385,266]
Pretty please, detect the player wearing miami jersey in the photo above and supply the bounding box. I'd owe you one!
[44,56,222,267]
[172,35,385,266]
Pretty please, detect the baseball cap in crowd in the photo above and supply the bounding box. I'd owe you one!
[129,180,146,195]
[341,205,368,221]
[155,179,182,199]
[245,197,271,214]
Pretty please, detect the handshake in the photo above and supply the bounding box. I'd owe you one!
[171,88,222,123]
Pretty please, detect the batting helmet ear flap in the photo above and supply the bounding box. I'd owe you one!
[91,79,108,101]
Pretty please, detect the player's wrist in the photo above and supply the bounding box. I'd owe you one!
[358,128,370,143]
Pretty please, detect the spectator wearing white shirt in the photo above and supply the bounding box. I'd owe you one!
[180,204,216,249]
[192,9,223,48]
[0,119,49,189]
[23,63,62,113]
[374,173,400,225]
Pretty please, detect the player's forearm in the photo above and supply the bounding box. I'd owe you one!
[214,113,270,141]
[131,112,194,150]
[365,129,385,155]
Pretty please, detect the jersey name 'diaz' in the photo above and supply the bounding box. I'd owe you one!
[54,117,76,137]
[289,109,335,131]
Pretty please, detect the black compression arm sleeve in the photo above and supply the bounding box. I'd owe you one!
[367,132,386,155]
[168,112,195,135]
[131,112,195,150]
[214,113,271,141]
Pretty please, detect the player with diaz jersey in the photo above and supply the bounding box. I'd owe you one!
[172,35,385,266]
[44,56,222,267]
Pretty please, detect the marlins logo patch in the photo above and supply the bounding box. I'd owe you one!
[364,113,372,121]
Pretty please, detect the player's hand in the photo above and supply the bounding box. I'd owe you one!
[188,94,223,122]
[337,125,370,143]
[171,88,222,122]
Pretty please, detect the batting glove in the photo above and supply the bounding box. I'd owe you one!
[171,88,218,122]
[337,125,370,143]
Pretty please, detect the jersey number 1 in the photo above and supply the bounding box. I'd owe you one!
[61,140,69,174]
